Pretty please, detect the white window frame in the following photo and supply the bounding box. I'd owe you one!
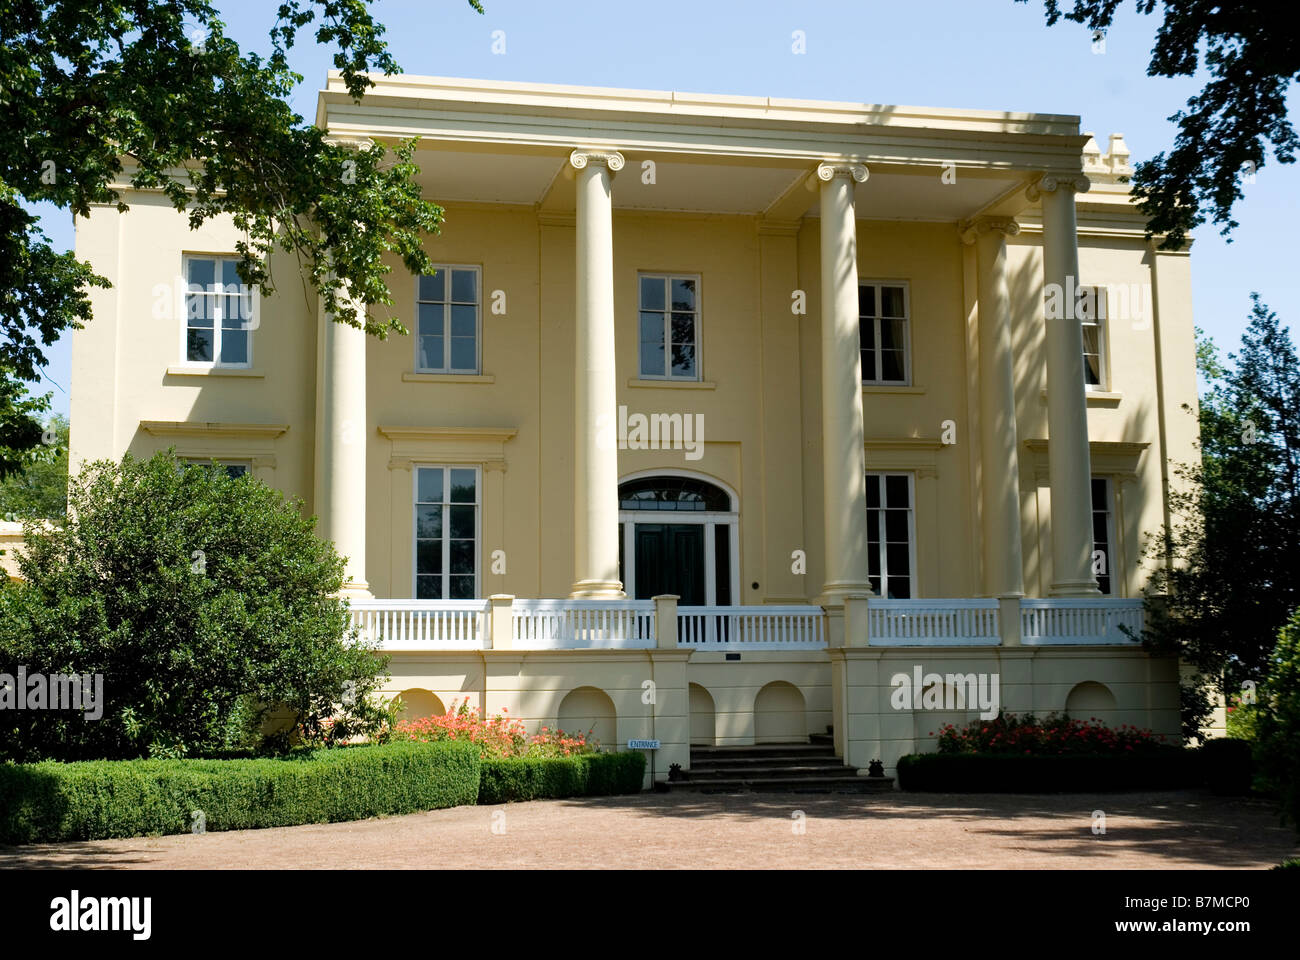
[859,279,911,386]
[414,265,482,375]
[179,254,256,369]
[637,272,702,382]
[1091,475,1116,596]
[865,471,918,598]
[412,464,482,600]
[1080,285,1110,391]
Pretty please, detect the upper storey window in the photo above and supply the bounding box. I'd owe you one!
[859,281,910,385]
[417,266,481,374]
[1079,285,1110,390]
[638,273,700,381]
[183,256,254,367]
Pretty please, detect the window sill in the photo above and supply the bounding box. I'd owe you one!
[863,384,924,395]
[166,365,264,378]
[1040,388,1123,406]
[626,378,717,390]
[402,372,495,384]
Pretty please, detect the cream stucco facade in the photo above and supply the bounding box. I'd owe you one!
[69,76,1198,783]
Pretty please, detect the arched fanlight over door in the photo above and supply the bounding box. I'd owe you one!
[618,475,733,512]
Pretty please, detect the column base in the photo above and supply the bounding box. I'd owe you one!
[569,579,626,600]
[1049,578,1102,598]
[817,581,874,608]
[340,580,372,600]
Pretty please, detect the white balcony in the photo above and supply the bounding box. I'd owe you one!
[347,596,1144,651]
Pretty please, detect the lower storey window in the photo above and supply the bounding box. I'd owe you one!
[866,472,914,598]
[415,466,479,599]
[1091,477,1114,595]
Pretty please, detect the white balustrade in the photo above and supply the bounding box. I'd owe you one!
[867,599,1001,646]
[511,599,656,649]
[677,605,826,649]
[1021,598,1143,645]
[348,599,489,650]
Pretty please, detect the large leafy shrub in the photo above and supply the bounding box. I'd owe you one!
[1257,611,1300,828]
[0,741,480,844]
[934,712,1170,756]
[0,450,391,761]
[388,699,598,758]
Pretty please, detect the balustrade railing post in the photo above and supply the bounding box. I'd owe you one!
[489,594,514,650]
[653,595,680,649]
[998,595,1022,647]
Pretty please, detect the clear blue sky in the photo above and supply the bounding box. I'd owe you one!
[26,0,1299,416]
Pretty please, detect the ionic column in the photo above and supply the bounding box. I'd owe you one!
[569,148,625,599]
[816,161,872,604]
[963,218,1026,597]
[315,289,370,597]
[1028,174,1100,596]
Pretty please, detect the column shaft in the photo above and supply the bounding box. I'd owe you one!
[570,150,625,599]
[817,164,871,603]
[1038,178,1100,596]
[973,222,1026,597]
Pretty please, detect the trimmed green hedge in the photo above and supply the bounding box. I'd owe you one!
[896,748,1200,792]
[478,751,646,804]
[0,740,481,845]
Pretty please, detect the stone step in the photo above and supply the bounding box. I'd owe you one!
[685,763,855,779]
[666,775,895,794]
[691,743,837,760]
[690,756,846,771]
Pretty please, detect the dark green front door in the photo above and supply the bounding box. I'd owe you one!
[632,523,706,605]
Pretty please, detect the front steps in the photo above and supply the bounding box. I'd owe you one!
[666,740,895,794]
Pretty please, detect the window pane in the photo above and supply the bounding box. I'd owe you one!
[671,277,696,311]
[880,317,906,352]
[640,311,664,344]
[1091,478,1107,507]
[449,575,476,600]
[450,336,476,371]
[219,329,249,365]
[188,295,215,327]
[221,259,241,289]
[450,303,476,338]
[640,328,665,378]
[187,258,215,287]
[449,469,476,502]
[418,302,444,338]
[223,464,249,479]
[416,505,442,540]
[418,272,445,302]
[885,509,909,542]
[416,540,442,576]
[865,474,881,508]
[670,312,694,343]
[1093,513,1109,542]
[880,286,906,318]
[867,510,880,542]
[885,475,910,507]
[450,539,475,575]
[419,335,444,371]
[887,575,911,600]
[640,276,665,311]
[861,348,877,382]
[868,548,881,578]
[886,543,910,577]
[858,284,876,317]
[671,342,696,378]
[868,574,882,594]
[417,468,443,504]
[451,269,477,303]
[881,349,905,383]
[449,504,475,539]
[859,317,875,350]
[416,575,442,600]
[187,328,214,362]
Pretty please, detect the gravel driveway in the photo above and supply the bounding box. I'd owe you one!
[2,790,1294,870]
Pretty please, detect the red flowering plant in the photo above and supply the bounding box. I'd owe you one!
[387,699,599,759]
[934,711,1169,757]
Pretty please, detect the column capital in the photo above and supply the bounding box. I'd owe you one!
[960,217,1022,245]
[569,148,626,173]
[322,134,375,151]
[815,161,869,184]
[1025,173,1091,202]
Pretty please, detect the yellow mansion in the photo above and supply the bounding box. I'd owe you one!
[69,75,1197,784]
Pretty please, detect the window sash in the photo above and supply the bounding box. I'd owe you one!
[1091,476,1114,595]
[859,281,910,385]
[413,465,481,599]
[182,255,254,368]
[865,471,916,598]
[415,266,481,374]
[1081,286,1109,390]
[638,273,700,380]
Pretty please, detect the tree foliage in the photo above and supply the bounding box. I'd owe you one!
[0,0,482,467]
[1020,1,1298,248]
[0,450,392,761]
[1142,296,1300,722]
[0,412,67,520]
